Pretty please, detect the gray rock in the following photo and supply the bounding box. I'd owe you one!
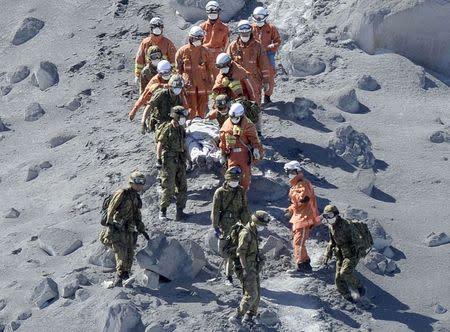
[328,125,375,169]
[38,227,82,256]
[10,320,20,331]
[0,299,6,311]
[65,98,81,111]
[26,166,40,182]
[4,208,20,219]
[261,236,290,259]
[25,102,45,121]
[424,232,450,247]
[357,75,380,91]
[363,251,386,272]
[385,259,397,274]
[366,219,392,251]
[430,130,450,144]
[10,66,30,84]
[139,270,159,290]
[327,111,346,123]
[343,207,368,220]
[75,288,90,302]
[12,17,45,45]
[434,304,448,314]
[30,277,59,309]
[285,52,326,77]
[169,0,244,22]
[248,176,289,203]
[327,88,360,113]
[181,240,207,278]
[383,246,394,259]
[88,244,116,268]
[60,279,80,298]
[0,118,10,132]
[31,61,59,90]
[1,85,12,96]
[205,229,219,254]
[145,323,176,332]
[49,133,76,148]
[355,168,376,196]
[101,301,144,332]
[39,161,52,169]
[16,310,32,321]
[274,98,316,121]
[258,308,280,327]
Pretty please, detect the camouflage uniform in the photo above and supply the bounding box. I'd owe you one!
[324,215,363,297]
[140,64,158,94]
[211,176,250,277]
[234,96,260,125]
[146,88,183,132]
[102,188,145,277]
[236,223,261,317]
[156,121,187,210]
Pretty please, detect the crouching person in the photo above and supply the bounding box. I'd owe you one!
[100,171,150,287]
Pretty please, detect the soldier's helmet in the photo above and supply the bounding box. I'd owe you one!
[146,45,163,61]
[323,204,339,217]
[170,106,189,120]
[168,74,184,89]
[216,94,230,113]
[224,166,241,181]
[129,171,146,185]
[251,210,272,226]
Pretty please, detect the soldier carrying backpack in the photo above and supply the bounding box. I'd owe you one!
[320,204,373,302]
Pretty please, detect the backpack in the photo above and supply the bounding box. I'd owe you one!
[221,223,245,258]
[349,220,374,259]
[100,189,129,226]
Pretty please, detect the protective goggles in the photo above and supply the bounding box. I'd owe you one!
[215,62,229,69]
[159,69,171,76]
[174,108,189,117]
[148,52,162,60]
[284,168,299,175]
[230,116,241,122]
[132,177,146,185]
[227,166,242,174]
[206,8,220,14]
[151,23,164,29]
[252,14,267,22]
[238,24,252,33]
[322,212,335,219]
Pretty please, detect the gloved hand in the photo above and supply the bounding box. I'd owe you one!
[263,82,270,92]
[252,149,261,160]
[134,76,139,86]
[128,109,136,121]
[140,122,147,135]
[142,231,150,241]
[219,154,227,165]
[221,77,230,87]
[214,227,221,238]
[268,43,276,49]
[156,159,162,170]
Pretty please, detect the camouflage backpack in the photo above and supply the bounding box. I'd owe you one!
[348,220,374,259]
[100,189,129,226]
[221,223,245,258]
[236,98,260,124]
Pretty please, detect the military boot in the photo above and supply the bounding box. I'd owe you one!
[175,207,189,221]
[264,95,272,104]
[228,312,242,325]
[159,207,167,221]
[242,313,254,325]
[112,274,123,287]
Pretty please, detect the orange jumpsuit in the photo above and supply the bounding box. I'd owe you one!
[135,35,177,78]
[252,23,281,97]
[227,37,271,105]
[200,19,229,76]
[219,116,263,191]
[288,173,321,265]
[175,44,215,119]
[212,61,257,103]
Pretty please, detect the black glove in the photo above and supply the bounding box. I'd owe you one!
[156,159,162,170]
[140,122,147,135]
[142,231,150,241]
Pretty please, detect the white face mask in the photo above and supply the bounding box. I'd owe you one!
[228,181,239,188]
[208,13,219,20]
[152,28,162,36]
[192,40,202,47]
[288,173,296,180]
[256,21,265,27]
[162,74,171,81]
[172,87,182,95]
[231,117,241,124]
[178,117,186,126]
[151,60,160,67]
[240,35,250,43]
[219,67,229,74]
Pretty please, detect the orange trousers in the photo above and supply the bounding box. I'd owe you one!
[266,66,275,97]
[186,89,209,119]
[293,227,311,264]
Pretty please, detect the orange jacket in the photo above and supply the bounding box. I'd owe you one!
[219,116,263,156]
[251,23,281,53]
[175,44,215,94]
[200,19,229,52]
[212,61,257,102]
[288,174,321,230]
[227,37,271,84]
[135,35,177,77]
[134,74,169,109]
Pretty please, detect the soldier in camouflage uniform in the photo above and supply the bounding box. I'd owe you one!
[101,171,150,287]
[211,166,251,284]
[139,45,163,94]
[156,106,190,221]
[141,74,187,134]
[207,94,230,127]
[321,204,365,302]
[230,210,271,325]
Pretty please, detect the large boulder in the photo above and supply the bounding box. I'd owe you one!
[328,125,375,169]
[284,52,326,77]
[88,244,116,268]
[181,240,207,278]
[10,66,30,84]
[327,88,360,113]
[12,17,45,45]
[169,0,245,22]
[366,219,392,251]
[272,98,316,121]
[248,176,288,203]
[24,103,45,121]
[38,228,82,256]
[357,75,380,91]
[101,301,144,332]
[204,228,219,254]
[30,277,59,309]
[31,61,59,90]
[261,236,290,259]
[355,169,376,196]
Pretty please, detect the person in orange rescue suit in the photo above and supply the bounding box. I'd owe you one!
[139,45,163,94]
[129,60,174,121]
[200,1,230,76]
[134,17,177,86]
[211,53,257,106]
[227,20,271,106]
[219,102,263,191]
[284,160,321,273]
[175,26,215,119]
[251,6,281,104]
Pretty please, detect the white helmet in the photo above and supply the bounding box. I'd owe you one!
[189,26,205,39]
[237,20,252,33]
[206,1,220,12]
[149,17,164,28]
[216,53,231,68]
[284,160,302,172]
[229,103,245,118]
[252,7,268,23]
[157,60,172,74]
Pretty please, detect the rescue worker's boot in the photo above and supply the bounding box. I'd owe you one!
[175,207,189,221]
[228,312,243,325]
[242,312,254,325]
[159,207,167,221]
[226,275,233,286]
[112,273,123,287]
[343,293,355,303]
[297,259,312,273]
[264,95,272,104]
